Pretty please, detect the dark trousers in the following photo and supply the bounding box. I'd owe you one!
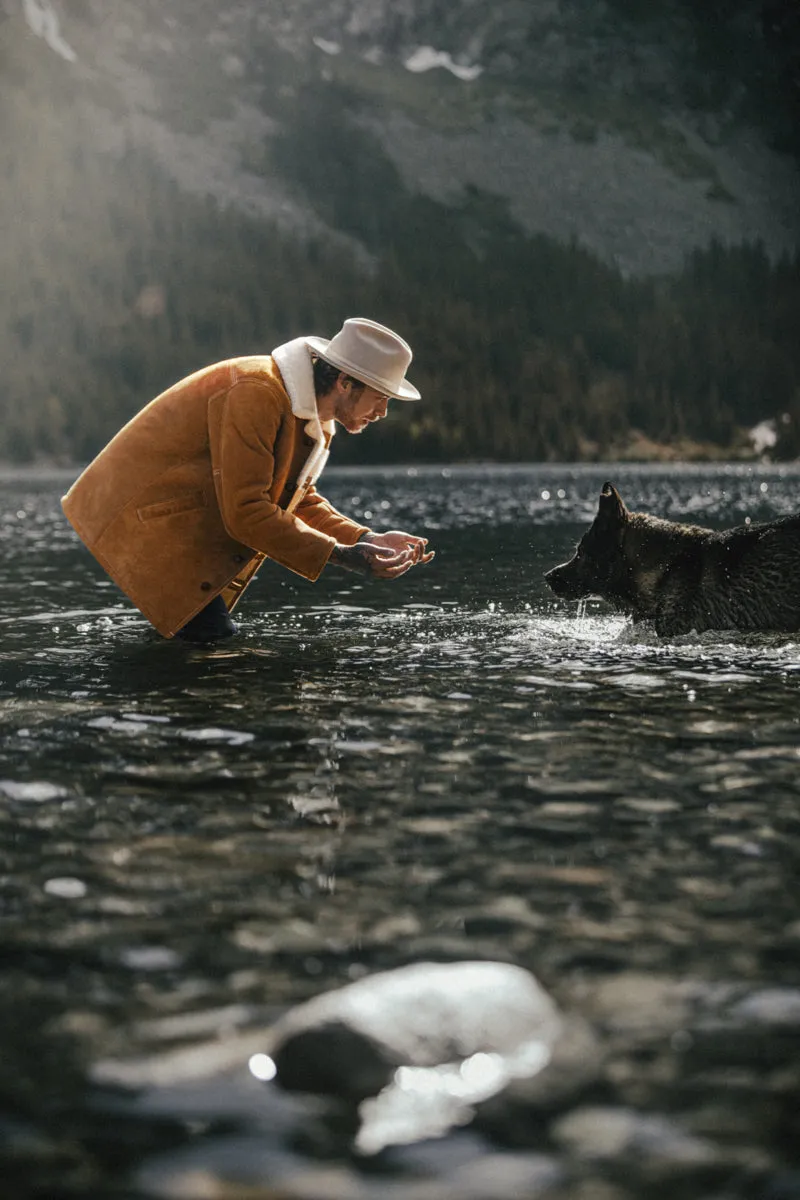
[175,595,237,643]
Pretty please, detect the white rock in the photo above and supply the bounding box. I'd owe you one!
[403,46,483,81]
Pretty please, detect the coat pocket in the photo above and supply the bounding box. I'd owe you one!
[137,490,207,522]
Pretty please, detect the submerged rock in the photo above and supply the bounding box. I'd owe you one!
[551,1105,739,1190]
[264,960,563,1153]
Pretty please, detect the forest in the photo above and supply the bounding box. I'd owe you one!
[1,34,799,466]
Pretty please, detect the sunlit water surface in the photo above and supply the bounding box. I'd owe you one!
[1,463,799,1192]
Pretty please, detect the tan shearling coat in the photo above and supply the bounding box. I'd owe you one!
[61,356,370,636]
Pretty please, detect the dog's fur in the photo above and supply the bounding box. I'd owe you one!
[544,482,800,637]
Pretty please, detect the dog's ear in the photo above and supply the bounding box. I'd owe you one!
[598,482,628,523]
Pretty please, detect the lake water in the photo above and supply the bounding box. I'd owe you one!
[1,462,799,1197]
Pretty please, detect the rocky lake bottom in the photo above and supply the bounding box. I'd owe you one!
[0,462,798,1199]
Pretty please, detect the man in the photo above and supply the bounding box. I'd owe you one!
[62,317,434,642]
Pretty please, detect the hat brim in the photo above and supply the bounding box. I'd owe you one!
[304,335,421,401]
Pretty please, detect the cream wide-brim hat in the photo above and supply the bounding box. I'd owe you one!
[305,317,421,401]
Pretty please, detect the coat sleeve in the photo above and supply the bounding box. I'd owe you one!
[294,485,372,545]
[215,379,335,581]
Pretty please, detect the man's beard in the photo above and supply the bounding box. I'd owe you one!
[338,402,370,434]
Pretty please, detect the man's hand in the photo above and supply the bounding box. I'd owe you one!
[329,541,414,579]
[360,530,435,566]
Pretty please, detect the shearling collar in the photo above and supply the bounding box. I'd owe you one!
[271,337,334,514]
[271,337,335,441]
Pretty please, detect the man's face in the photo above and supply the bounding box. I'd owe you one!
[335,382,391,434]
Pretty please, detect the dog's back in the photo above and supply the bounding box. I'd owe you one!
[657,513,800,635]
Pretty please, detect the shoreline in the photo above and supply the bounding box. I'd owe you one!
[0,430,789,478]
[0,456,790,482]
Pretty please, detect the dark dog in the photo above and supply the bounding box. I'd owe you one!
[544,482,800,637]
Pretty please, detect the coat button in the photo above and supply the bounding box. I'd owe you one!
[200,581,212,591]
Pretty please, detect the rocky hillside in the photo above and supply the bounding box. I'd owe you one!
[9,0,800,275]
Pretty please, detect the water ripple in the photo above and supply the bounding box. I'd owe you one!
[1,465,799,1190]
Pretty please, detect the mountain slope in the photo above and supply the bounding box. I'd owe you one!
[1,0,799,463]
[11,0,800,274]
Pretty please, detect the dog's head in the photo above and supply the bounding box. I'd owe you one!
[544,482,629,603]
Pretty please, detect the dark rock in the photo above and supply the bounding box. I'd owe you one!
[274,1020,395,1104]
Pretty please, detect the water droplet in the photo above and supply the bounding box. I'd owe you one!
[179,727,254,746]
[0,780,67,801]
[44,877,87,899]
[248,1053,277,1081]
[120,946,181,971]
